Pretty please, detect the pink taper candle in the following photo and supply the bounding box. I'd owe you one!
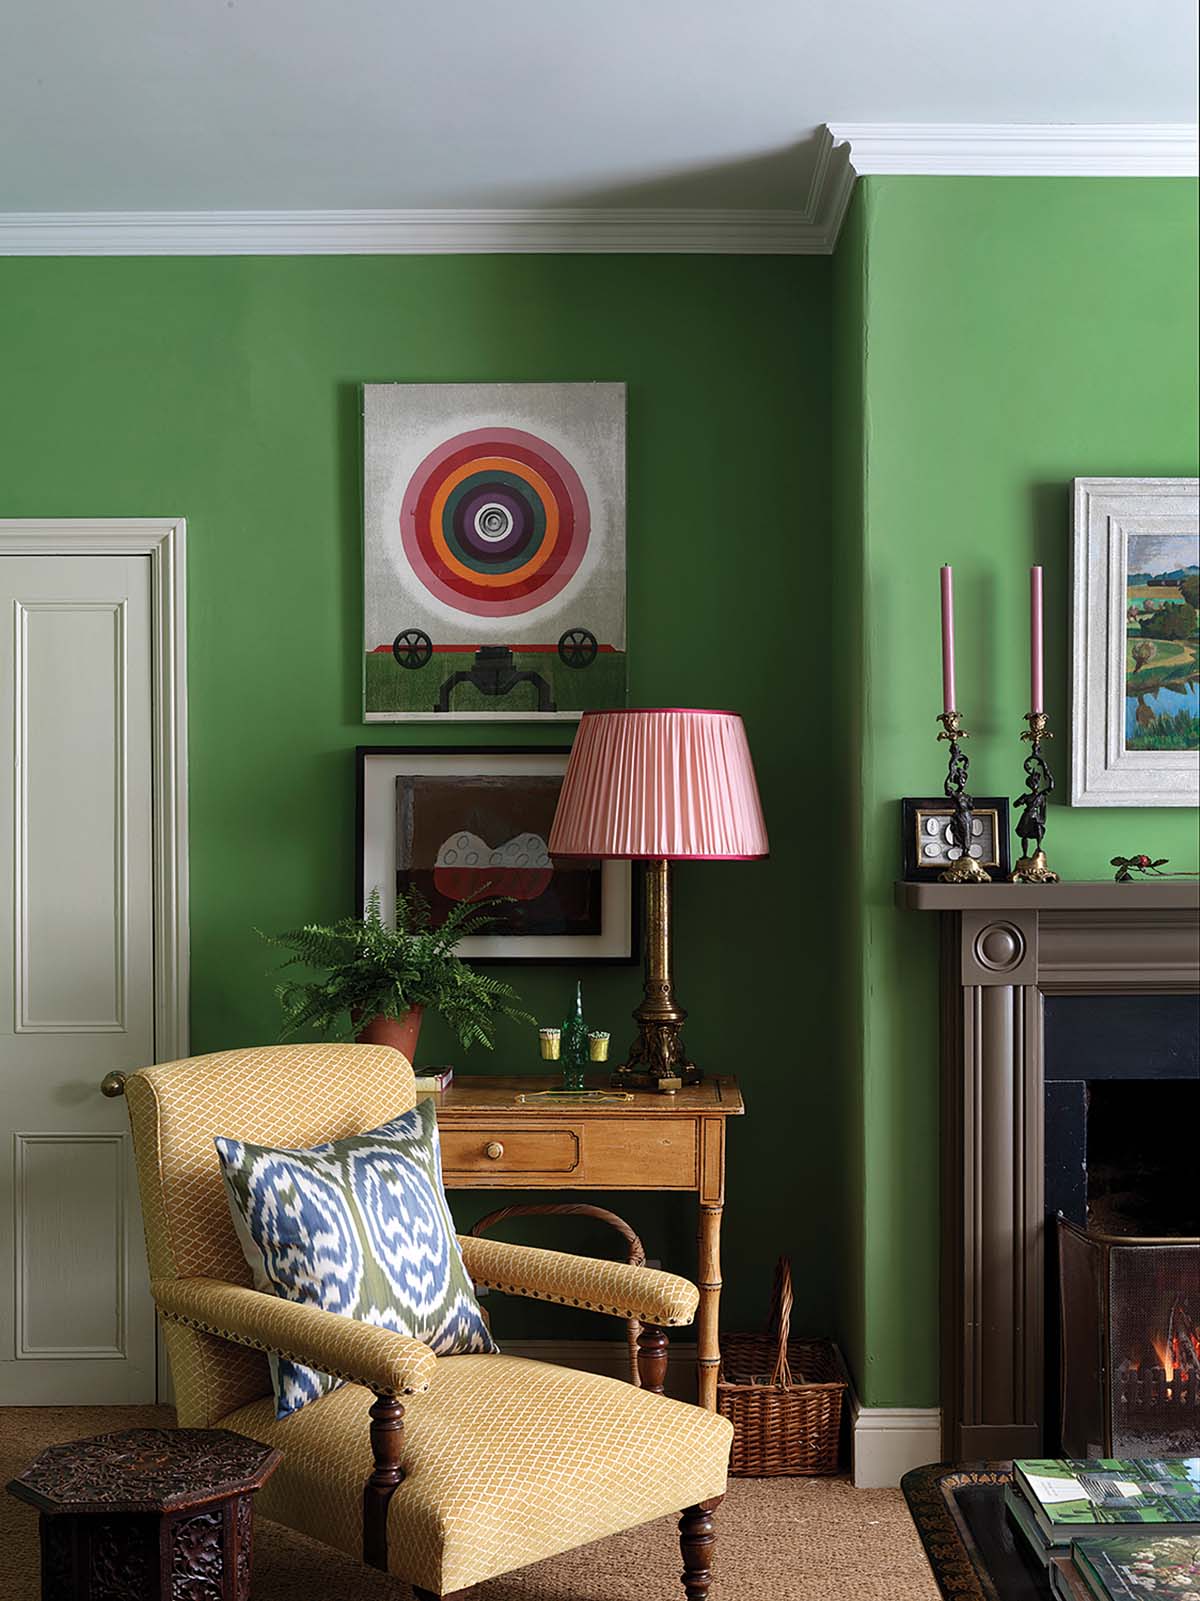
[940,565,957,712]
[1030,566,1044,714]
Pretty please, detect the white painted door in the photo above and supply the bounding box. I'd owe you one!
[0,554,157,1402]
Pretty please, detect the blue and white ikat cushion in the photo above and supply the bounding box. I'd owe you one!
[214,1096,497,1418]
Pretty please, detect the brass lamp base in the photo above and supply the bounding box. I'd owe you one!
[616,859,700,1094]
[612,1021,700,1095]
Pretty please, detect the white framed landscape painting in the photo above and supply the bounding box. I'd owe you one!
[363,382,627,721]
[1072,477,1199,806]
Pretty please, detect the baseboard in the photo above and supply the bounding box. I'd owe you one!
[850,1398,942,1489]
[502,1338,698,1402]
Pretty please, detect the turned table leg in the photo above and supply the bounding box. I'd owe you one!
[696,1200,723,1411]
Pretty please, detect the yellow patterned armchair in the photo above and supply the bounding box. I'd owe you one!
[125,1043,732,1599]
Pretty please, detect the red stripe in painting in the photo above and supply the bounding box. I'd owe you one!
[369,642,619,654]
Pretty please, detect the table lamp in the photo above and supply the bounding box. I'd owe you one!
[548,708,769,1092]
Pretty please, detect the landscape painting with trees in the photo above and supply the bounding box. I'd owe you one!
[1125,531,1200,751]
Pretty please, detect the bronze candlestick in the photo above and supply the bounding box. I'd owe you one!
[936,710,991,884]
[1010,710,1059,883]
[613,859,697,1094]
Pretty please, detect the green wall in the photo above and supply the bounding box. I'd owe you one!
[3,179,1194,1403]
[848,177,1199,1406]
[0,253,838,1341]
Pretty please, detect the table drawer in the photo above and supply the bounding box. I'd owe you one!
[440,1126,580,1177]
[582,1121,697,1187]
[438,1118,698,1188]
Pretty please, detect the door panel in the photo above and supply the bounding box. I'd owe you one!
[0,555,156,1402]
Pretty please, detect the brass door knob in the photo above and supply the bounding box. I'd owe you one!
[484,1141,504,1161]
[100,1071,127,1098]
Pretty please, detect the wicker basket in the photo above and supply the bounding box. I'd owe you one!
[717,1256,848,1476]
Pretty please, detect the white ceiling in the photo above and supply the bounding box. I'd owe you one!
[3,0,1196,214]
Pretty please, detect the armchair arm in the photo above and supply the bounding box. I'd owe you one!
[457,1235,699,1326]
[152,1277,437,1397]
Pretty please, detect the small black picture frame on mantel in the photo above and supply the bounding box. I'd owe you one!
[901,796,1012,882]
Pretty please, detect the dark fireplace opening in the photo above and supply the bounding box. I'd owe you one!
[1044,995,1200,1457]
[1086,1080,1200,1237]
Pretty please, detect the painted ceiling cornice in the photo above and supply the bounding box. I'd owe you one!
[0,124,1193,257]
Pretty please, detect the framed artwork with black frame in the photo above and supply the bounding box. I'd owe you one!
[355,746,638,964]
[901,796,1012,882]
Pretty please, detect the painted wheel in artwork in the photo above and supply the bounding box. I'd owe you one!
[557,628,597,668]
[392,629,433,669]
[400,427,590,619]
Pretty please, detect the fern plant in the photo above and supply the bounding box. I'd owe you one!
[261,889,534,1050]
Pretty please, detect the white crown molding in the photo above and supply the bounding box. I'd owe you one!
[0,204,839,257]
[0,127,852,256]
[829,122,1199,177]
[1,125,1188,256]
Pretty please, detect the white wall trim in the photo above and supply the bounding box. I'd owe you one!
[851,1397,942,1489]
[0,205,835,257]
[0,128,853,256]
[0,124,1189,257]
[0,520,189,1063]
[829,122,1199,177]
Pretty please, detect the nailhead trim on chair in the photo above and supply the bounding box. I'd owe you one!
[467,1281,693,1325]
[157,1309,432,1396]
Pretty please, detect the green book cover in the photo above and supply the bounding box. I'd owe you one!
[1005,1483,1055,1563]
[1014,1461,1200,1536]
[1073,1533,1200,1600]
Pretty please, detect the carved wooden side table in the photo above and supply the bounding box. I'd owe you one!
[6,1428,281,1601]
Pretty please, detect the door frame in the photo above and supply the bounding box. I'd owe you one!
[0,519,189,1062]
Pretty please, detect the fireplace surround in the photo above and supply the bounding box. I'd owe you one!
[898,879,1200,1460]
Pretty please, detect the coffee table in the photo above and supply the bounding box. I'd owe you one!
[902,1463,1089,1601]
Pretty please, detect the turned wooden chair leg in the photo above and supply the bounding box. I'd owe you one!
[679,1497,722,1600]
[363,1392,405,1571]
[637,1324,669,1394]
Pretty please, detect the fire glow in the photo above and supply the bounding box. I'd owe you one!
[1122,1299,1200,1394]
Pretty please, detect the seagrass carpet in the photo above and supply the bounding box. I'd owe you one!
[2,1406,939,1600]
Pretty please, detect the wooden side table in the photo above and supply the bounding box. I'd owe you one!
[432,1073,745,1409]
[6,1428,280,1601]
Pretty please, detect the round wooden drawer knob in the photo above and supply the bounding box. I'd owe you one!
[484,1141,504,1161]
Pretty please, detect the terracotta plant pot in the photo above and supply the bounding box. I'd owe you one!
[353,1005,423,1062]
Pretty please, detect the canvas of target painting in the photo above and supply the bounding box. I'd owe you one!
[362,381,627,720]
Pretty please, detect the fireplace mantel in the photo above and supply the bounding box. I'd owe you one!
[898,878,1200,1459]
[896,880,1200,912]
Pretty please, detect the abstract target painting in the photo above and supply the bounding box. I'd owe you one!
[363,382,627,720]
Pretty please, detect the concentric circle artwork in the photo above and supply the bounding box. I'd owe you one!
[363,382,626,720]
[399,427,591,618]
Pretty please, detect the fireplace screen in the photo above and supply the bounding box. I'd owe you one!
[1059,1219,1200,1458]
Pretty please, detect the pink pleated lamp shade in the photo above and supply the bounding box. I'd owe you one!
[548,709,769,860]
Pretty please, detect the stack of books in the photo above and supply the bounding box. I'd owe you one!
[1004,1459,1200,1600]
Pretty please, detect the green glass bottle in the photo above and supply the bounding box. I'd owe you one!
[561,982,588,1092]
